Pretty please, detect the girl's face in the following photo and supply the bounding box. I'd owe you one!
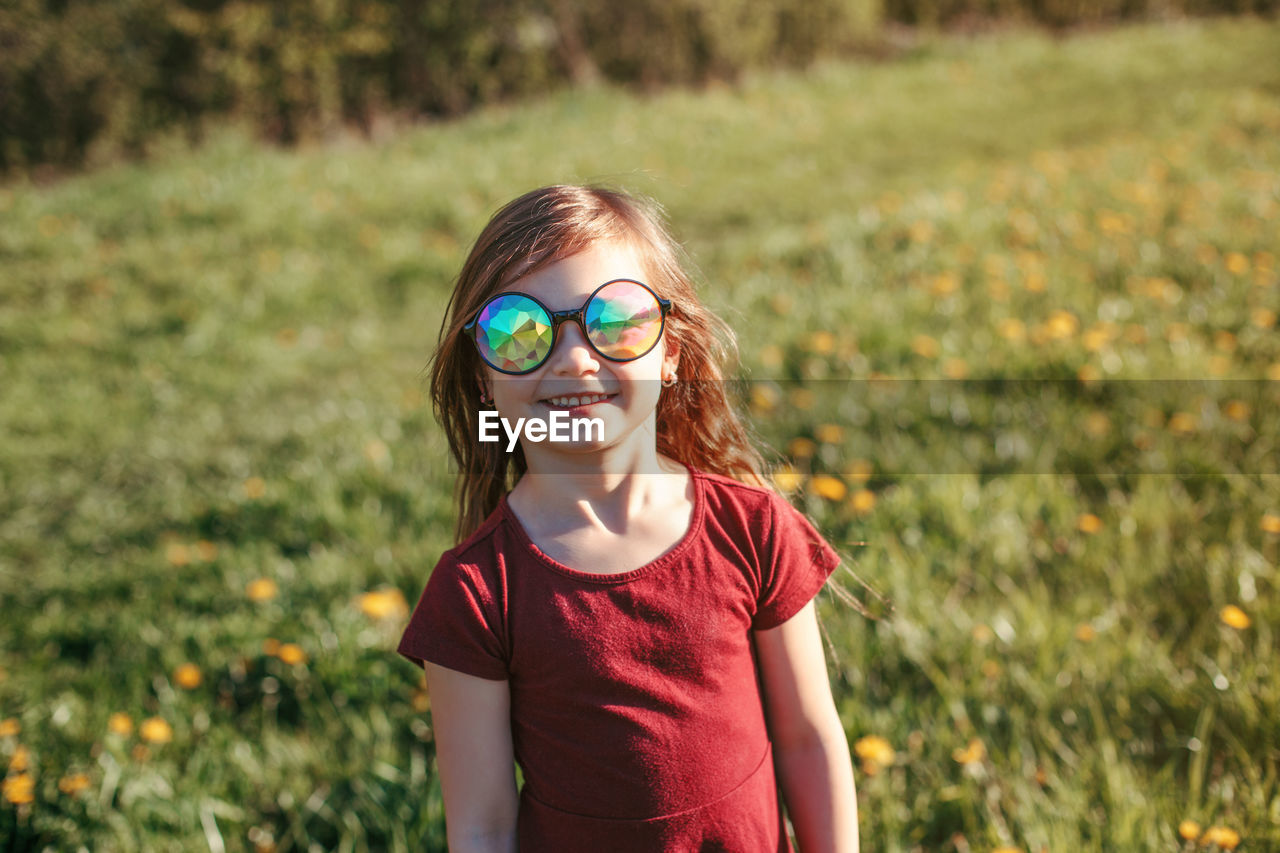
[480,240,679,467]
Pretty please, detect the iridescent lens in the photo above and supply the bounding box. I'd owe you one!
[584,281,663,360]
[474,293,553,373]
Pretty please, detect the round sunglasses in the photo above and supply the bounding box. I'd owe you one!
[465,279,674,375]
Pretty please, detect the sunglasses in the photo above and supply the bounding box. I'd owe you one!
[465,279,674,375]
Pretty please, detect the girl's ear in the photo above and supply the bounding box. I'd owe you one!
[661,337,681,382]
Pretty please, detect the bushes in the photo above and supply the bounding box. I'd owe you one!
[0,0,1269,173]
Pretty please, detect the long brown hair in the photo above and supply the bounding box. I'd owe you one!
[429,185,768,543]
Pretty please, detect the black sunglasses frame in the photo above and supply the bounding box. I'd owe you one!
[464,279,674,376]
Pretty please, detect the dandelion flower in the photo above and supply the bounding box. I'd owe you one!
[772,466,804,493]
[844,459,873,483]
[108,712,133,736]
[173,663,203,689]
[1260,514,1280,534]
[58,773,91,796]
[814,424,843,444]
[850,489,876,516]
[2,773,34,805]
[1077,513,1102,534]
[246,578,279,602]
[0,718,19,738]
[1178,820,1202,840]
[139,717,173,744]
[277,643,307,666]
[809,330,836,355]
[359,588,409,622]
[992,847,1022,853]
[165,542,191,567]
[810,475,847,502]
[788,437,816,459]
[1200,826,1241,849]
[1220,605,1251,630]
[1223,401,1250,421]
[243,477,266,500]
[194,540,219,562]
[1074,624,1096,642]
[854,735,895,775]
[911,334,939,359]
[952,738,985,765]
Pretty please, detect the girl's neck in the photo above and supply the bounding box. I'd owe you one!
[509,440,689,535]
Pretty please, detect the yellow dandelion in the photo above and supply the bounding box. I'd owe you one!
[2,773,34,805]
[1045,310,1079,340]
[789,388,815,411]
[810,475,847,502]
[107,712,133,736]
[1224,252,1250,275]
[997,318,1026,342]
[809,330,836,355]
[246,578,279,602]
[1083,411,1110,437]
[9,745,30,773]
[1200,826,1241,850]
[359,588,409,621]
[911,335,939,359]
[1077,364,1101,384]
[772,465,804,494]
[173,663,202,690]
[992,847,1022,853]
[850,489,876,515]
[1124,324,1148,345]
[1077,513,1102,534]
[942,358,968,379]
[1223,401,1250,421]
[930,272,960,297]
[981,659,1001,679]
[854,735,895,776]
[0,718,19,738]
[165,542,190,567]
[952,738,986,765]
[844,459,873,484]
[194,540,218,562]
[1213,330,1237,352]
[1268,363,1280,381]
[788,437,817,459]
[58,773,91,796]
[1168,412,1197,435]
[1260,514,1280,534]
[1251,308,1276,329]
[1074,623,1097,642]
[972,624,994,643]
[909,220,936,244]
[1023,270,1047,292]
[1219,605,1250,630]
[751,384,780,413]
[814,423,843,444]
[139,717,173,744]
[243,477,266,500]
[277,643,307,666]
[1179,820,1202,840]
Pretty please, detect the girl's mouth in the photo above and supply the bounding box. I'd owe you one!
[540,392,615,409]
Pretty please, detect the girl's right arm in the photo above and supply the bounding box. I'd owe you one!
[423,662,519,853]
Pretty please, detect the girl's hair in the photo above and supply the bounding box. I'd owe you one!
[429,184,768,542]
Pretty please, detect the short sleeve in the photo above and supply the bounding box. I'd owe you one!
[396,553,510,681]
[752,495,841,630]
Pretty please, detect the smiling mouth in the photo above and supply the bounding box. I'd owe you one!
[540,393,615,408]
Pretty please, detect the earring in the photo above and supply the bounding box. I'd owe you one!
[661,373,677,388]
[479,389,493,406]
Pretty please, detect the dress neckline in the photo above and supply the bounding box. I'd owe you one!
[498,467,705,584]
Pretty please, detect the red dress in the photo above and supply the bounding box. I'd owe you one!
[398,470,841,851]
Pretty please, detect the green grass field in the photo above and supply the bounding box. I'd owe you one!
[2,16,1279,852]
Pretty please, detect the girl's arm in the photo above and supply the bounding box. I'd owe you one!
[422,662,519,853]
[755,599,860,853]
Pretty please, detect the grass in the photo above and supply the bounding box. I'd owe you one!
[2,15,1279,852]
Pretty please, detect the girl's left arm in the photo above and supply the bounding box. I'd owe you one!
[755,599,859,853]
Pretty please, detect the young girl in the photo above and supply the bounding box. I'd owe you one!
[398,185,859,852]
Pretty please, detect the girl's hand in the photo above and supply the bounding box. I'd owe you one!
[755,600,860,853]
[422,662,519,853]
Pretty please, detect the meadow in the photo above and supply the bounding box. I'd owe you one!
[2,16,1279,852]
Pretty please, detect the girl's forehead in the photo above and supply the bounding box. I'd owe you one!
[506,241,648,305]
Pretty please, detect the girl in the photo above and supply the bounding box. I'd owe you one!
[399,185,859,852]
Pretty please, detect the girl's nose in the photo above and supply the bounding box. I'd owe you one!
[547,320,600,374]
